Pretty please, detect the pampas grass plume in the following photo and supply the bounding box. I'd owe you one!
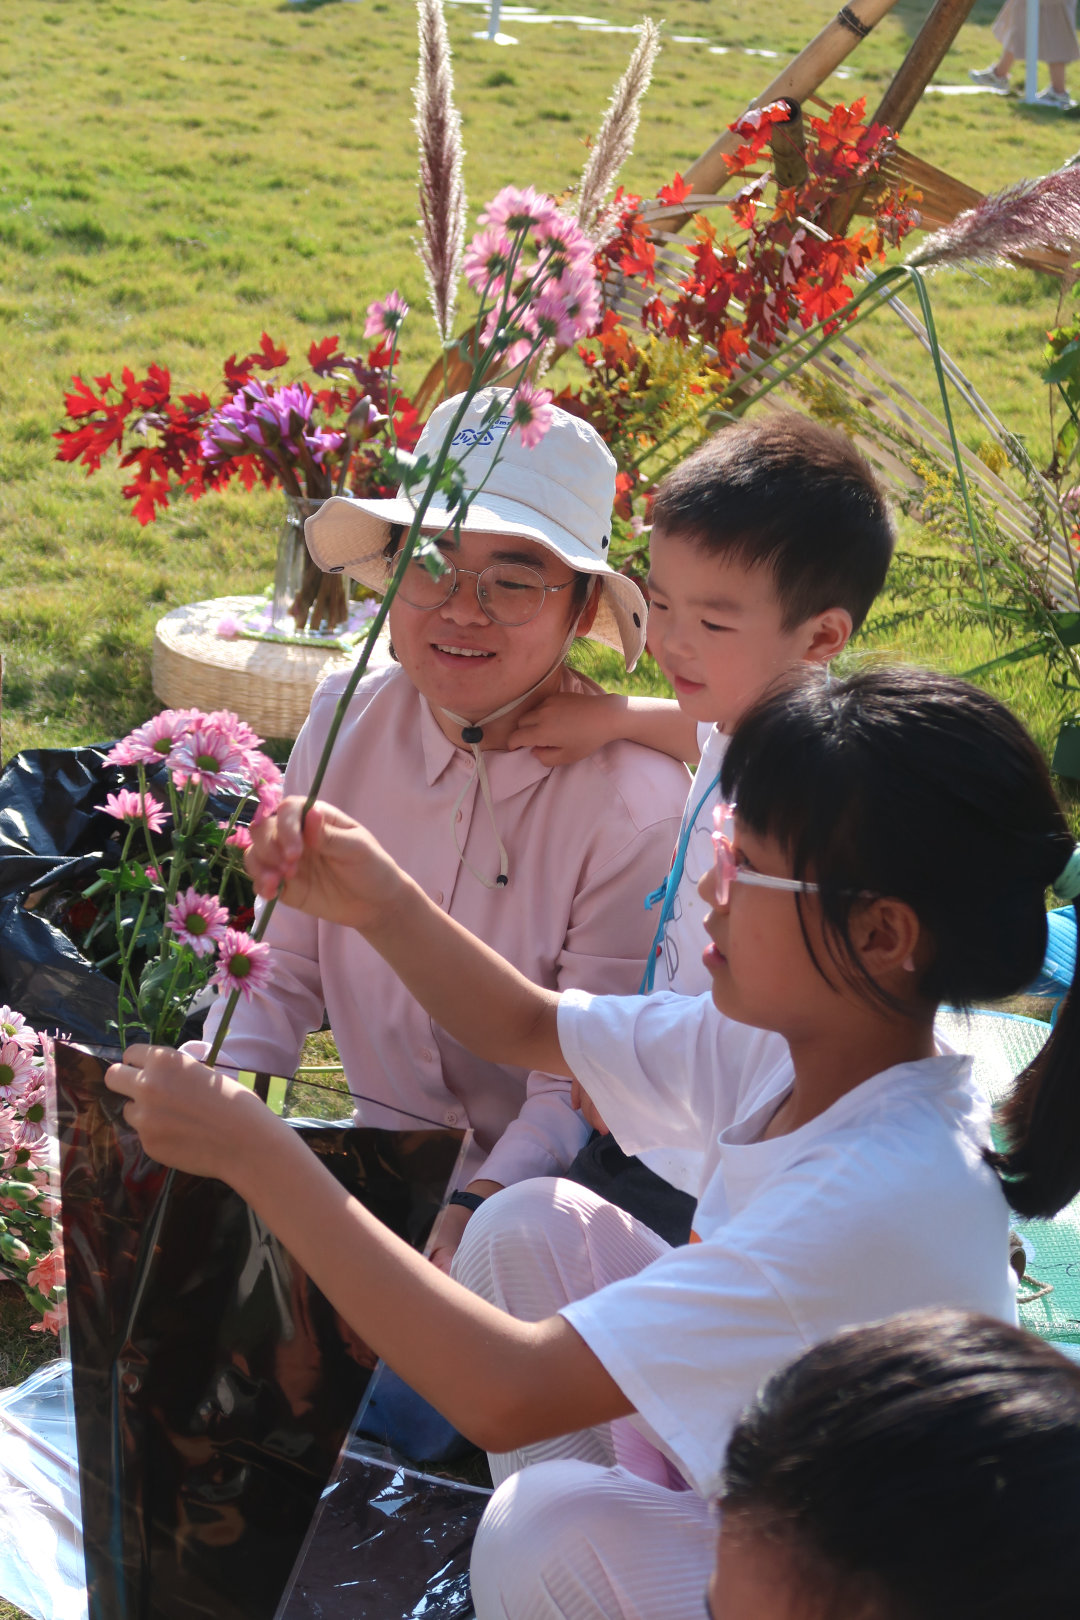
[414,0,466,345]
[575,19,662,245]
[907,166,1080,271]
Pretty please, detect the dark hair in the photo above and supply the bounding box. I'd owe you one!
[382,524,593,611]
[720,1308,1080,1620]
[650,413,894,631]
[721,665,1077,1217]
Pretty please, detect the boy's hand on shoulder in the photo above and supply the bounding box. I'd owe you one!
[246,798,405,933]
[508,693,628,765]
[104,1044,267,1182]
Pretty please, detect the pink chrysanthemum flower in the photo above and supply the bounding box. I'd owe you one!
[479,185,558,235]
[508,382,556,450]
[101,788,169,832]
[0,1040,34,1104]
[166,888,230,957]
[205,711,264,755]
[225,824,253,852]
[525,288,581,347]
[364,290,410,340]
[169,726,247,794]
[211,930,272,1001]
[463,226,514,294]
[533,211,594,273]
[107,709,200,768]
[0,1007,37,1054]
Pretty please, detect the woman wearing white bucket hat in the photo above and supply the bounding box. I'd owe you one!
[196,389,691,1266]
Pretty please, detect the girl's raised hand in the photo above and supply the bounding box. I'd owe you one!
[246,798,405,933]
[104,1045,267,1181]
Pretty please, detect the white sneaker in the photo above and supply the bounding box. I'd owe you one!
[969,65,1011,91]
[1035,86,1074,109]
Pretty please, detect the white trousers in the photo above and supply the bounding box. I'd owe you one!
[451,1179,717,1620]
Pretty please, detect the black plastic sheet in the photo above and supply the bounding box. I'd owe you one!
[54,1040,468,1620]
[277,1442,488,1620]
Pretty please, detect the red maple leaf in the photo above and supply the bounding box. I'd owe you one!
[657,173,691,208]
[308,335,344,375]
[254,331,288,370]
[223,353,255,391]
[63,376,111,419]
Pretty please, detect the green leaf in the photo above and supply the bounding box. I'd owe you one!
[1042,340,1080,386]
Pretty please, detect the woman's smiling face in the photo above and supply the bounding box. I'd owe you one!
[387,528,588,730]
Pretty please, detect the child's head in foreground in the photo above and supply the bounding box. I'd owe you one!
[711,1308,1080,1620]
[708,664,1080,1219]
[647,413,895,729]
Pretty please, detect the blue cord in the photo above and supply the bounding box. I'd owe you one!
[639,769,723,993]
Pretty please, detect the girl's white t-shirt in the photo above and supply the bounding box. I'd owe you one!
[557,988,1016,1500]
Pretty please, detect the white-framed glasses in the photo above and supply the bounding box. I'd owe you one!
[387,554,572,627]
[710,803,821,908]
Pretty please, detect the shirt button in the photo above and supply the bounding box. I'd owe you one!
[455,810,463,823]
[434,890,444,905]
[419,1047,433,1062]
[444,1110,459,1126]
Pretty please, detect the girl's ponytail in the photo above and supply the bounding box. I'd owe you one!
[997,879,1080,1220]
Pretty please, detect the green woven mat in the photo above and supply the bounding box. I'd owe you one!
[937,1009,1080,1349]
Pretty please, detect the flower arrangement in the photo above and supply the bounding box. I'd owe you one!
[54,329,421,527]
[556,96,920,534]
[55,331,425,634]
[0,1009,64,1335]
[76,706,282,1049]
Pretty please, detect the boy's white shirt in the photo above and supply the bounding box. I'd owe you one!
[637,721,727,1192]
[558,987,1016,1501]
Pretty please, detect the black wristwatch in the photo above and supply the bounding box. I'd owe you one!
[448,1190,487,1214]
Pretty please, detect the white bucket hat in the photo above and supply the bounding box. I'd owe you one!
[304,387,647,670]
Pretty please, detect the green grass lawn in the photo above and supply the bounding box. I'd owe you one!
[1,9,1078,1611]
[2,0,1079,758]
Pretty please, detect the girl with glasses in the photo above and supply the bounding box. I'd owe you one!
[110,664,1080,1620]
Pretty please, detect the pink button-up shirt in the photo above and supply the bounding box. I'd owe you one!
[201,663,689,1185]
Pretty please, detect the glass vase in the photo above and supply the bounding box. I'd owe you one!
[271,495,350,636]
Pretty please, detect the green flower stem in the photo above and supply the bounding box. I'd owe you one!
[151,944,193,1046]
[112,822,138,1048]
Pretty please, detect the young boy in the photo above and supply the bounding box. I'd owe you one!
[511,411,896,1001]
[513,412,896,1198]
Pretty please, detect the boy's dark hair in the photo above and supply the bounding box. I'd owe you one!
[721,664,1078,1219]
[720,1309,1080,1620]
[651,413,894,632]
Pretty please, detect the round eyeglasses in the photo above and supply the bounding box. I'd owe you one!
[387,554,573,627]
[711,803,821,908]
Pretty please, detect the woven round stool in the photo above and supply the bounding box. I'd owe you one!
[151,596,391,740]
